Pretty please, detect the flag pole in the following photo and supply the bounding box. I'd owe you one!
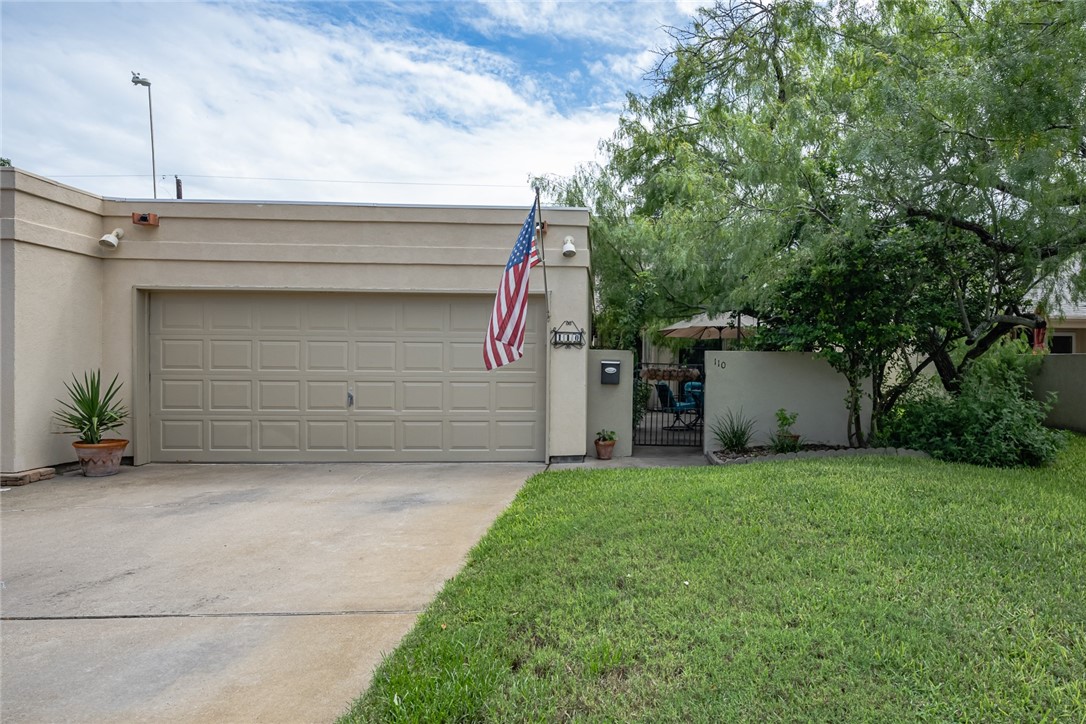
[533,186,551,320]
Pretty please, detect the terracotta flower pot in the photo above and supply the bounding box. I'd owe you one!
[595,439,616,460]
[72,439,129,477]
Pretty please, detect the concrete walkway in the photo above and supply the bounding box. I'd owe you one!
[0,462,541,723]
[0,449,704,723]
[549,445,708,470]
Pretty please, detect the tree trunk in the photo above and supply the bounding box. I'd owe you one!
[869,362,884,443]
[928,338,960,394]
[846,376,866,447]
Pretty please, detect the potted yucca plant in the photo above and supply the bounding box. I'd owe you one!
[53,370,129,476]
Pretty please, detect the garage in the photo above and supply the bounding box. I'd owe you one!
[148,291,546,462]
[2,170,592,473]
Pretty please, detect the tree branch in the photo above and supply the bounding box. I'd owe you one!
[991,180,1086,207]
[993,314,1040,327]
[881,352,935,414]
[948,0,973,27]
[904,206,1017,253]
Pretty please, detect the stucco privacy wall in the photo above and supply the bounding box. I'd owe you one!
[1,170,107,471]
[1,168,591,470]
[1033,354,1086,433]
[585,350,634,458]
[703,351,872,451]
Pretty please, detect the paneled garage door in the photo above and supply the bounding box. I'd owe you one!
[149,292,546,462]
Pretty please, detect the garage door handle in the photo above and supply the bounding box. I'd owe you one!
[347,389,354,408]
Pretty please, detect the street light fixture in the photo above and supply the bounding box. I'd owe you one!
[131,72,156,199]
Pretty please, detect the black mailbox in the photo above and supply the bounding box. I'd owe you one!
[601,360,621,385]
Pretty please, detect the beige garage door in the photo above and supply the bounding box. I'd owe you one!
[149,292,546,462]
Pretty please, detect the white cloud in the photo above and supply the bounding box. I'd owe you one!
[469,0,696,45]
[1,1,694,205]
[590,48,667,87]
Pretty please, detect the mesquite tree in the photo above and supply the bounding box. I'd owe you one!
[573,0,1086,441]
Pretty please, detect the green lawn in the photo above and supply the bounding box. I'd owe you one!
[341,436,1086,722]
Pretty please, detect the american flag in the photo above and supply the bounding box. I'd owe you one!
[483,205,540,370]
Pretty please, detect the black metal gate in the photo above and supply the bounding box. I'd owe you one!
[633,363,704,446]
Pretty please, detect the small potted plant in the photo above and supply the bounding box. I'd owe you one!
[594,429,617,460]
[770,408,801,453]
[53,370,130,477]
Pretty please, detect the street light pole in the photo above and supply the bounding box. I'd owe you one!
[131,72,157,199]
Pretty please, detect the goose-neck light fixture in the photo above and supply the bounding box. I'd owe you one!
[99,228,124,250]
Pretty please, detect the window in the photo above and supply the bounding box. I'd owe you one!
[1051,334,1075,354]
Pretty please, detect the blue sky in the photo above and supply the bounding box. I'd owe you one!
[1,1,699,205]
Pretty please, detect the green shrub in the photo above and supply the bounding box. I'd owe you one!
[632,380,652,429]
[769,408,802,453]
[711,408,756,453]
[881,341,1066,467]
[774,408,799,432]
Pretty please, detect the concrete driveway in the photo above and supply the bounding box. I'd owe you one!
[0,462,542,723]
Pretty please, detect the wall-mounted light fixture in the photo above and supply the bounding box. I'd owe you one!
[99,228,124,250]
[562,236,577,257]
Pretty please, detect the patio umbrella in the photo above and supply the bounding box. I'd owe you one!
[658,312,759,340]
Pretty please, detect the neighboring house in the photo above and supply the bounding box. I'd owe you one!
[0,168,594,473]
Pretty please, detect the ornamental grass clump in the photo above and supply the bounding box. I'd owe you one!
[711,408,756,454]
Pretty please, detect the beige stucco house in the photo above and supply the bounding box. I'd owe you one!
[1,168,595,473]
[1048,302,1085,354]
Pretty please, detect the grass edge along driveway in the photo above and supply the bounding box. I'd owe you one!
[342,436,1086,722]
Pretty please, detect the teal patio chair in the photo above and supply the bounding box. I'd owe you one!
[655,381,698,429]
